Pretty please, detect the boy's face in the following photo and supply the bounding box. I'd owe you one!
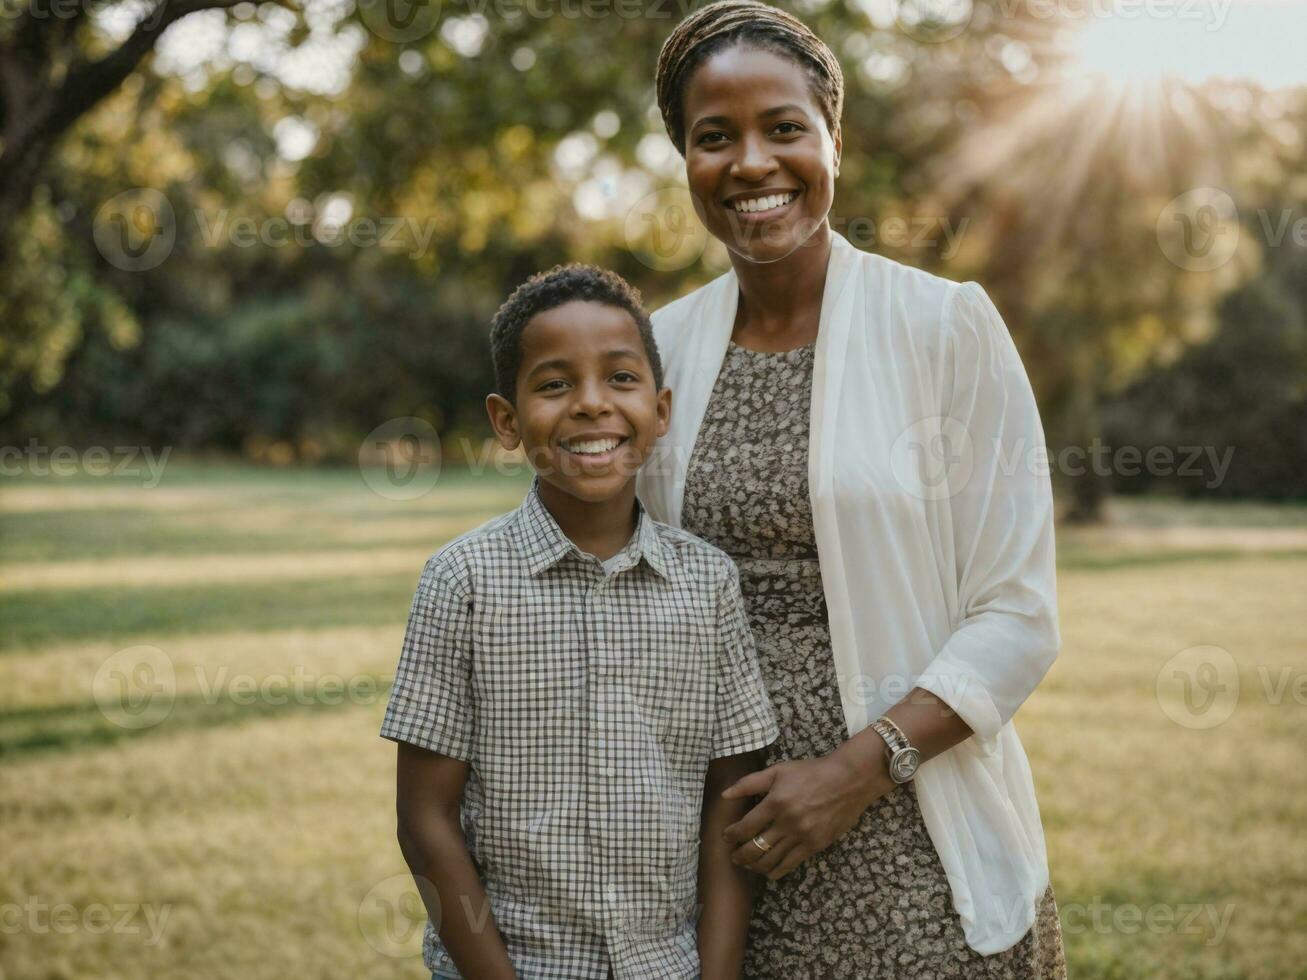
[486,300,672,504]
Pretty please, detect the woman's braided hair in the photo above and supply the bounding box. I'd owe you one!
[655,0,844,157]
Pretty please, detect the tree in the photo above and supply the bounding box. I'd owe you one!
[0,0,267,245]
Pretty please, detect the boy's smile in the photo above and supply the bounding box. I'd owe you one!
[487,299,671,510]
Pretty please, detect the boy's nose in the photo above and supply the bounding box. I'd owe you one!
[571,379,614,416]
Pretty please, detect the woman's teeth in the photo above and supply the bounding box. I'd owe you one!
[731,191,799,214]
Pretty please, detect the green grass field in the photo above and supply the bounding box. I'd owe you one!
[2,462,1305,980]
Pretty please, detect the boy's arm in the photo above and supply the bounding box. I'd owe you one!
[698,748,767,980]
[396,741,517,980]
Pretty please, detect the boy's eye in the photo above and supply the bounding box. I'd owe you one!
[538,379,568,392]
[612,371,639,383]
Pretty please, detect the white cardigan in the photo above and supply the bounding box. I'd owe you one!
[635,230,1060,955]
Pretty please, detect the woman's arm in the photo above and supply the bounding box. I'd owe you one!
[722,280,1057,879]
[716,686,966,880]
[698,749,766,979]
[395,741,518,980]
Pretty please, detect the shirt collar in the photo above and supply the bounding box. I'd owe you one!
[512,475,671,580]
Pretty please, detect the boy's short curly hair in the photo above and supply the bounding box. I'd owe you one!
[489,264,664,404]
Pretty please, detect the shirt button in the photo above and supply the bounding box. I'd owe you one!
[605,885,617,903]
[604,765,616,777]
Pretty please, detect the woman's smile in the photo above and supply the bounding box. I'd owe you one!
[725,189,802,223]
[681,45,840,264]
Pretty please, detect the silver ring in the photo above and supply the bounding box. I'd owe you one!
[751,834,773,853]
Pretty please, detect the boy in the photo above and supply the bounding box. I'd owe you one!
[380,264,778,980]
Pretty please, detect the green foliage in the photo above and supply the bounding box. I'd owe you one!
[1103,242,1307,499]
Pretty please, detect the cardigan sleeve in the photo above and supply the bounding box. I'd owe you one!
[915,281,1061,757]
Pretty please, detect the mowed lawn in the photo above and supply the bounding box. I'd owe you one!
[1,462,1305,980]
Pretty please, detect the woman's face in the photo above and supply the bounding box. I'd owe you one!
[681,44,841,265]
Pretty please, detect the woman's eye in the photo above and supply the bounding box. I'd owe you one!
[775,122,803,135]
[698,131,727,145]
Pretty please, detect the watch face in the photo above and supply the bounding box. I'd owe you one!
[891,747,922,783]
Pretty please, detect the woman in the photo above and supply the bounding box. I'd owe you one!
[634,3,1068,977]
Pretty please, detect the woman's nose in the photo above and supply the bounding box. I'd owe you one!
[730,132,778,181]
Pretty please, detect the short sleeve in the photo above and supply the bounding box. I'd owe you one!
[379,553,475,761]
[915,282,1061,755]
[710,558,780,759]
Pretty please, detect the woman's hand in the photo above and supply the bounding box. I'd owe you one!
[719,743,897,881]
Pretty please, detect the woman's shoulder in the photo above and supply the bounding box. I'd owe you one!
[648,267,734,342]
[851,244,966,322]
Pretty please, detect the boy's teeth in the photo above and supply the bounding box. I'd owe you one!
[733,191,796,213]
[567,437,621,455]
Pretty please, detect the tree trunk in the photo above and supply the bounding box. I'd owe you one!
[1062,347,1107,524]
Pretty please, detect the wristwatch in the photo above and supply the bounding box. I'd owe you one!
[871,716,921,784]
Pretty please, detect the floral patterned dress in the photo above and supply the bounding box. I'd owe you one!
[680,339,1067,979]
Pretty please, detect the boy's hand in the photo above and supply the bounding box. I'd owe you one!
[396,742,519,980]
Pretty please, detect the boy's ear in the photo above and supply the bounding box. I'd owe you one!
[485,393,521,450]
[655,386,672,439]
